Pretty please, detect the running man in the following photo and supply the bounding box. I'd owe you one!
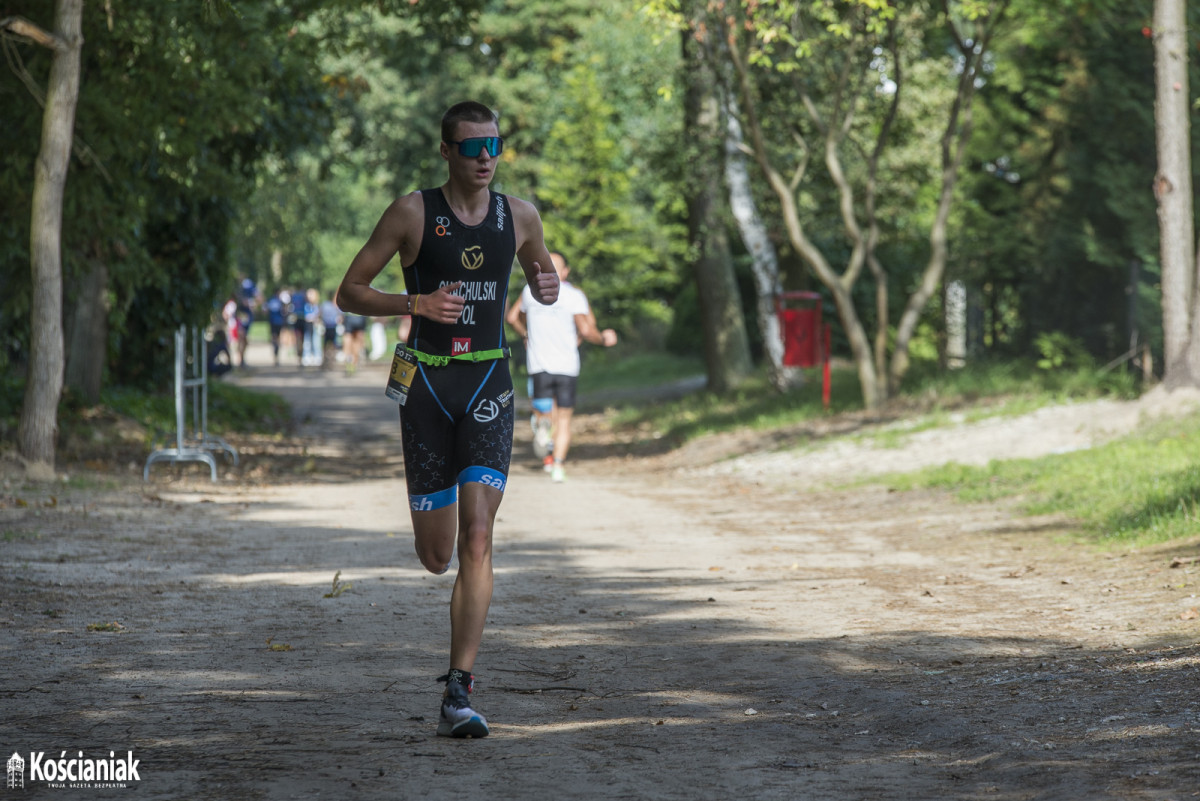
[506,252,617,482]
[336,101,559,738]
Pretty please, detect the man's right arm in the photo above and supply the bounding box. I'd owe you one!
[505,298,528,339]
[337,194,418,318]
[337,193,464,324]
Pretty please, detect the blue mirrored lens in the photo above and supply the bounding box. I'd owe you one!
[455,137,503,157]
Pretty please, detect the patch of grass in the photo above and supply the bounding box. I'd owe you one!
[886,411,1200,548]
[2,373,292,467]
[511,350,706,400]
[903,357,1140,405]
[614,356,1142,447]
[610,365,857,443]
[86,621,126,632]
[577,350,705,394]
[101,381,290,436]
[59,475,121,491]
[323,570,353,598]
[3,529,40,542]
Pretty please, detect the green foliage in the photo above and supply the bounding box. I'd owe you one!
[468,2,688,342]
[0,375,23,442]
[535,17,687,338]
[1034,332,1091,371]
[0,0,344,387]
[954,0,1173,363]
[2,0,1187,428]
[227,1,689,341]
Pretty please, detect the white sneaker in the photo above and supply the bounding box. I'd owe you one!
[532,417,553,459]
[551,464,566,483]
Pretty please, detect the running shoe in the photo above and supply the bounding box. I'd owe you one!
[436,670,489,738]
[551,464,566,483]
[532,416,553,459]
[543,455,555,473]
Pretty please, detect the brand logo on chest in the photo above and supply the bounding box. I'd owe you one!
[461,246,484,271]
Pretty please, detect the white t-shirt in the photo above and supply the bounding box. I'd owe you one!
[520,281,590,376]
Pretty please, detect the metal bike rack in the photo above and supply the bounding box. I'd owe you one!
[143,326,239,482]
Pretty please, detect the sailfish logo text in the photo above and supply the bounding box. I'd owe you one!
[461,246,484,271]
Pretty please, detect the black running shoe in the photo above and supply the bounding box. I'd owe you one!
[436,669,489,738]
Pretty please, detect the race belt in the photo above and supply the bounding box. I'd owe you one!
[409,347,510,367]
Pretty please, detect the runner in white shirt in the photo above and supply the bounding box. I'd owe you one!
[506,252,617,482]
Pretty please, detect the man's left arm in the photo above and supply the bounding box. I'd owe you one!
[575,307,618,348]
[510,197,558,306]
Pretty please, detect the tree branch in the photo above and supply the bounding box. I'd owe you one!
[0,15,68,52]
[2,25,110,183]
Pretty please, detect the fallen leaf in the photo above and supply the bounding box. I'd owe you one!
[1180,608,1198,621]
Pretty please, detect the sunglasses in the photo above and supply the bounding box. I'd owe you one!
[446,136,504,158]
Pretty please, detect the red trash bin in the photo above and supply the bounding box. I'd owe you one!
[776,291,832,407]
[777,291,822,368]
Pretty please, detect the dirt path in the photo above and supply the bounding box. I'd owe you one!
[3,346,1200,799]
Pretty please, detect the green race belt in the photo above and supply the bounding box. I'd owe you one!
[409,347,510,367]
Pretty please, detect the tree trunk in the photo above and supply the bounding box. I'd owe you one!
[683,24,752,394]
[724,24,881,409]
[1154,0,1200,388]
[64,257,109,403]
[723,94,787,392]
[16,0,83,478]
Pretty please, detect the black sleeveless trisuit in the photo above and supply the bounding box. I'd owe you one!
[398,188,516,511]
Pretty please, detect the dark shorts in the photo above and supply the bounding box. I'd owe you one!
[531,372,579,410]
[400,360,515,511]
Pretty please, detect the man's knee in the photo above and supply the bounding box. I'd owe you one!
[410,497,459,574]
[415,540,453,574]
[457,519,493,565]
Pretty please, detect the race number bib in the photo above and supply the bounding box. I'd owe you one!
[385,345,419,405]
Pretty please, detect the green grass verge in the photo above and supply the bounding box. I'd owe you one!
[884,411,1200,548]
[510,349,706,399]
[0,377,290,451]
[611,357,1139,446]
[97,381,291,437]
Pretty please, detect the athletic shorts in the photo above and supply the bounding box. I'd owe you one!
[399,360,515,511]
[531,372,579,410]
